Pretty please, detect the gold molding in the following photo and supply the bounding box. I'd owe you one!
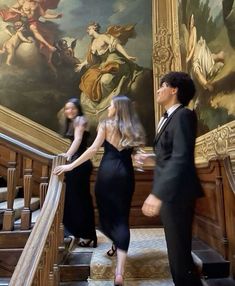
[152,0,181,126]
[151,2,235,172]
[0,105,69,154]
[195,120,235,171]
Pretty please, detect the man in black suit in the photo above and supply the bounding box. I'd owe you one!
[137,71,204,286]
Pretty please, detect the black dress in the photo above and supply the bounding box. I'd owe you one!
[63,130,96,240]
[95,140,134,251]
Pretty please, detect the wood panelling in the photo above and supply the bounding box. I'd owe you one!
[194,157,235,278]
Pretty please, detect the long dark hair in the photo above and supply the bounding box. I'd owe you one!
[61,98,83,137]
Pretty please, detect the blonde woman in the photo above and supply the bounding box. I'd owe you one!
[54,95,145,286]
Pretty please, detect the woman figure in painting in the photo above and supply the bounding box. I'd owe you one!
[186,14,225,91]
[60,98,97,248]
[54,95,146,286]
[75,22,142,123]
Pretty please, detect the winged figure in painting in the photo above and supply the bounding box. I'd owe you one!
[0,0,61,67]
[76,22,141,104]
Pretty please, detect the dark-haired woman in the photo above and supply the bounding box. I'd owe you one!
[54,95,146,286]
[60,98,97,248]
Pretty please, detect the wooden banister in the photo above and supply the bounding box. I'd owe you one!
[9,156,66,286]
[0,132,55,231]
[0,133,55,160]
[0,104,69,155]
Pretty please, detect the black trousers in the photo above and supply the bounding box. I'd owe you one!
[160,200,203,286]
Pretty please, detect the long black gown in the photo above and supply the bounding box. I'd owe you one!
[95,140,134,251]
[63,131,96,240]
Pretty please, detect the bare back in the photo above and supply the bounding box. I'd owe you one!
[99,119,124,151]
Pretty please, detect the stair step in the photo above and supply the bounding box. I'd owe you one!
[0,211,3,229]
[60,282,88,286]
[60,252,92,282]
[0,197,40,221]
[0,230,30,248]
[0,178,6,188]
[0,249,23,277]
[15,209,40,225]
[0,188,7,203]
[192,238,230,279]
[0,277,10,286]
[87,278,174,285]
[0,187,21,204]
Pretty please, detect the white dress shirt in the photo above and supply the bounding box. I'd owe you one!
[157,104,182,132]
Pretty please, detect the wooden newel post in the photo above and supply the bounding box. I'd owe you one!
[21,158,33,230]
[40,165,49,208]
[3,151,17,231]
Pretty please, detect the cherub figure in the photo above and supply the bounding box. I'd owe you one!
[0,21,32,65]
[9,0,62,52]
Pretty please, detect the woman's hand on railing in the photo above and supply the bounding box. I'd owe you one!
[53,164,73,175]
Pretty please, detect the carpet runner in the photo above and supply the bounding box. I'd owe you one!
[84,228,174,285]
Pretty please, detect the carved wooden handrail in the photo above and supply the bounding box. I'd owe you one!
[0,132,54,230]
[9,156,66,286]
[0,133,55,160]
[0,104,69,154]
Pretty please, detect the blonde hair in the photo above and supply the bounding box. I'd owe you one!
[112,95,145,148]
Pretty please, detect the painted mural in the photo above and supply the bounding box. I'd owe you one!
[178,0,235,135]
[0,0,154,144]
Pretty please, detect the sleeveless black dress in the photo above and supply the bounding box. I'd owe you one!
[64,131,96,240]
[95,140,134,251]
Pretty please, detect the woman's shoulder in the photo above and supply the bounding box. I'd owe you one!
[98,118,117,130]
[73,115,88,127]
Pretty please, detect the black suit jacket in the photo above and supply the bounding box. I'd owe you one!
[152,106,203,202]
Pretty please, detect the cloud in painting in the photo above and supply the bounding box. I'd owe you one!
[57,0,152,68]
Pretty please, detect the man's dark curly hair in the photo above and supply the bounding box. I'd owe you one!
[160,71,196,106]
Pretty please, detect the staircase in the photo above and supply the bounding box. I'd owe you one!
[0,177,40,281]
[1,127,235,285]
[57,229,235,286]
[59,250,91,285]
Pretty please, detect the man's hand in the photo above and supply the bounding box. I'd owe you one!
[142,194,162,217]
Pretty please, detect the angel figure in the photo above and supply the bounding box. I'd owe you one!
[75,22,142,121]
[0,0,61,71]
[0,21,32,65]
[9,0,62,52]
[186,14,225,92]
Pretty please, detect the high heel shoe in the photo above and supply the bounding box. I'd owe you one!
[78,236,97,248]
[114,274,124,286]
[107,244,117,256]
